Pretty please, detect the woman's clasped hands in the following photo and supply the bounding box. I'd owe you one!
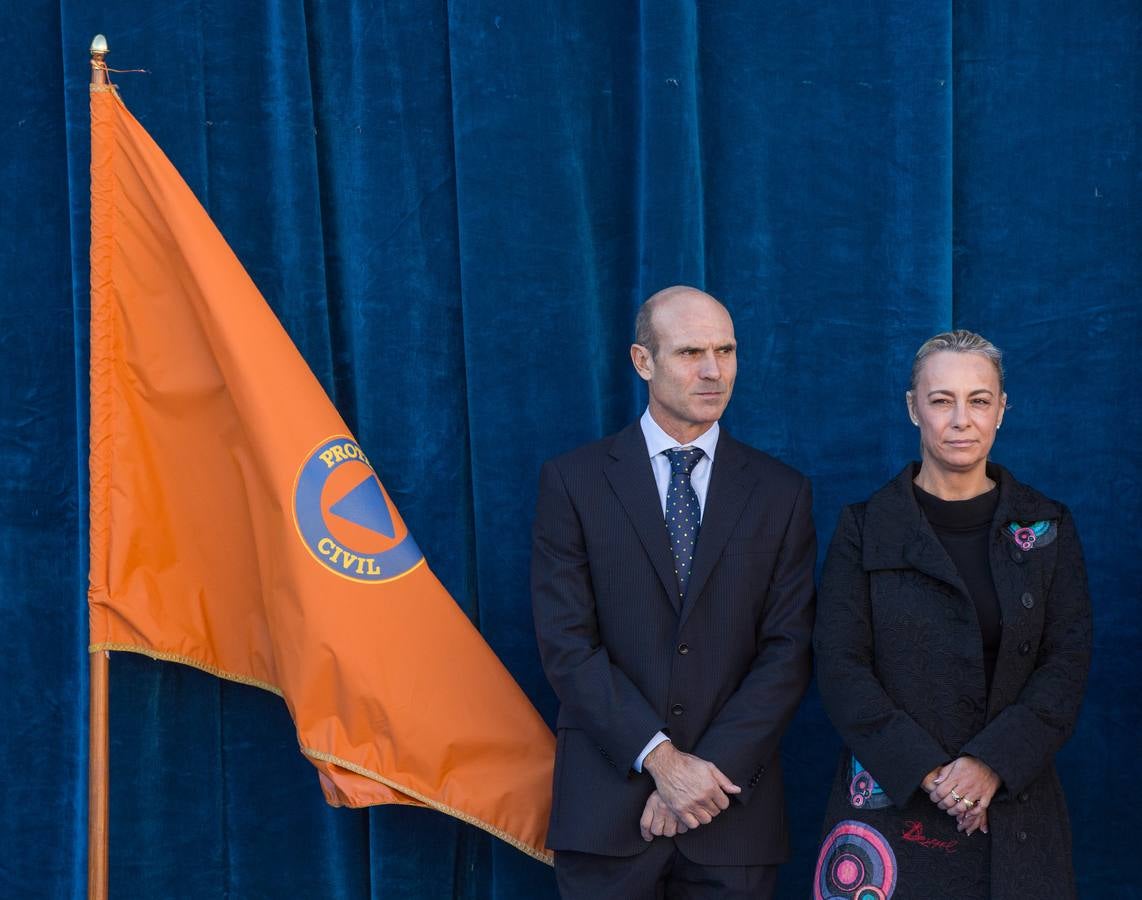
[922,756,1001,837]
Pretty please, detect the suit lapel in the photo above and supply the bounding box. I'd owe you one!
[604,423,681,613]
[680,432,756,628]
[901,529,967,594]
[865,464,967,596]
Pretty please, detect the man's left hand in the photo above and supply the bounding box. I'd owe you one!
[642,741,741,829]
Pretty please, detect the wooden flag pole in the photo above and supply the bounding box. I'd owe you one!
[88,650,109,900]
[88,35,111,900]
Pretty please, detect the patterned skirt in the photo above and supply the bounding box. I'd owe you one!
[814,755,990,900]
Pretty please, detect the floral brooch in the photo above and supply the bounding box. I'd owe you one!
[1006,519,1058,551]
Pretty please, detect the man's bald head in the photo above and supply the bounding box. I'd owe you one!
[634,286,729,358]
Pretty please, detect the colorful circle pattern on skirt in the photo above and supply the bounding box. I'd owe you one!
[814,819,897,900]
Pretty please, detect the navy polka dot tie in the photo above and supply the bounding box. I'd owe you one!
[665,447,704,602]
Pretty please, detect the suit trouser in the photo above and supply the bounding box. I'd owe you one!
[554,840,778,900]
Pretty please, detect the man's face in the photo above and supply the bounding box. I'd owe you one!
[631,292,737,442]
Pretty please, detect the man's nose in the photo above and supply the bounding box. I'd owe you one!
[698,351,720,378]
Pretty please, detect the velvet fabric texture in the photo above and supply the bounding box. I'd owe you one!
[1,1,1138,897]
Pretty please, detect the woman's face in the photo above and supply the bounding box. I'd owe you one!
[907,351,1006,478]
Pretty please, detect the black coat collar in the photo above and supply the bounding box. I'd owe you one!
[862,462,1061,580]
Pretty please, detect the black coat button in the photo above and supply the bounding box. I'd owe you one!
[671,704,684,716]
[1019,641,1032,656]
[1018,792,1030,803]
[1021,592,1034,609]
[677,643,689,655]
[1011,548,1024,563]
[1018,830,1028,842]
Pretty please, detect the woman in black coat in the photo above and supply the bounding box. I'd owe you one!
[812,331,1092,900]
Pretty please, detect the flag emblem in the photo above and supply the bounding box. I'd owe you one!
[293,436,424,582]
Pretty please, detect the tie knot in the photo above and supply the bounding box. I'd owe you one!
[666,447,704,475]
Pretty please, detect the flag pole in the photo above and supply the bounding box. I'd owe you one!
[88,35,111,900]
[88,649,109,900]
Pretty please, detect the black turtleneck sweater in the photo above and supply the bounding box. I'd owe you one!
[913,483,1002,692]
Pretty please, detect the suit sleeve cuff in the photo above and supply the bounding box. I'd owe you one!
[633,732,671,772]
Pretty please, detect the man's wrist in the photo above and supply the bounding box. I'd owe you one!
[634,732,671,772]
[642,737,677,777]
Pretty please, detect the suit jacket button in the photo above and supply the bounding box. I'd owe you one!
[677,643,689,655]
[1021,592,1034,609]
[1018,791,1030,803]
[1019,641,1032,656]
[1011,548,1024,563]
[1017,830,1028,842]
[671,704,684,716]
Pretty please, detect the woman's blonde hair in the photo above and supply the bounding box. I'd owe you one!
[910,330,1005,393]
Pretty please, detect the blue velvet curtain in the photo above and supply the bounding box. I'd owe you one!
[3,1,1138,896]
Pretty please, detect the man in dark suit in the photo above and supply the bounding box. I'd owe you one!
[531,286,816,898]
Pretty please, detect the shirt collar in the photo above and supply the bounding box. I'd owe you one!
[639,408,720,461]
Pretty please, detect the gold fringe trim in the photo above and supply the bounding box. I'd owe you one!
[302,747,554,866]
[87,644,554,866]
[88,644,284,696]
[89,84,117,94]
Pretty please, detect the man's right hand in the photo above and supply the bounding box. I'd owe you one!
[642,741,741,830]
[639,790,689,841]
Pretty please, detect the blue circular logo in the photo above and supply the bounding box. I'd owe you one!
[293,436,423,583]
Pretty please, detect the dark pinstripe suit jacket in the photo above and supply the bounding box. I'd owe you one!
[531,421,816,865]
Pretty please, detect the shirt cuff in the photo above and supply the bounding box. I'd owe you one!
[633,732,671,772]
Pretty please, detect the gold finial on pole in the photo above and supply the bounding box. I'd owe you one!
[90,34,109,86]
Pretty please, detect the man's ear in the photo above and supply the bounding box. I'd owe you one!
[631,344,654,382]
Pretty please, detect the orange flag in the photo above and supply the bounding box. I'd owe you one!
[88,84,553,863]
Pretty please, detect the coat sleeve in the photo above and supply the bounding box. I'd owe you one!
[530,458,665,771]
[689,473,817,806]
[814,504,950,808]
[960,507,1093,796]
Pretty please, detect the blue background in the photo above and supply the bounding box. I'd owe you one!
[2,1,1139,896]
